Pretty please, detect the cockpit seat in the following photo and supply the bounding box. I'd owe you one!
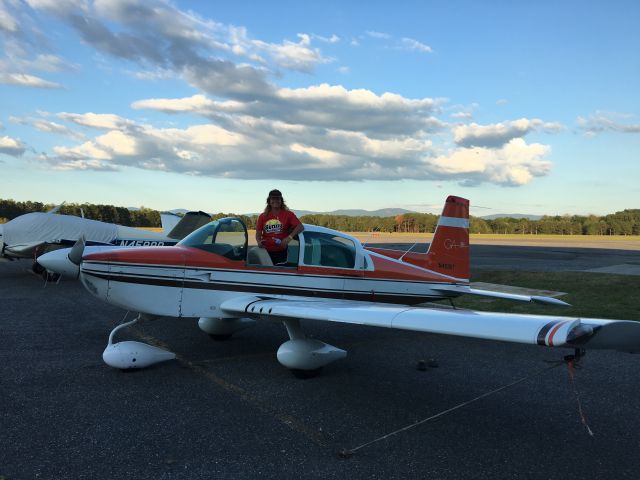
[247,246,273,266]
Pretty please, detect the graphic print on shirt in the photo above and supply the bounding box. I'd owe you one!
[264,218,283,234]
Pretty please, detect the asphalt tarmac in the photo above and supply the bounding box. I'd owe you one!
[2,246,640,479]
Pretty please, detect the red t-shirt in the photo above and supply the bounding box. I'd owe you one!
[256,210,301,252]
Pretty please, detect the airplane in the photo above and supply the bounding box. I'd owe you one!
[38,195,640,378]
[0,205,211,275]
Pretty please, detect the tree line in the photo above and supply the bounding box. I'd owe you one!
[0,199,160,227]
[1,198,639,235]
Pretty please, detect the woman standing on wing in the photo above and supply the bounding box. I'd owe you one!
[255,189,304,265]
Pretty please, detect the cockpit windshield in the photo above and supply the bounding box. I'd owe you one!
[178,217,248,261]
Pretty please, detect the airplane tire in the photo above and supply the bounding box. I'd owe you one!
[209,333,233,341]
[32,262,45,275]
[42,271,60,283]
[290,367,322,379]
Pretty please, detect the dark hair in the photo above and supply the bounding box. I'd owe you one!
[263,189,289,214]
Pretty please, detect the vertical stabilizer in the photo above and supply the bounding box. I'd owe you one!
[425,196,470,280]
[160,212,182,236]
[167,211,212,240]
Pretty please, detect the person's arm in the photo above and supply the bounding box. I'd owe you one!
[255,215,265,247]
[282,223,304,247]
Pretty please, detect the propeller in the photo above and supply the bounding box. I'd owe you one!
[68,236,86,265]
[37,237,85,279]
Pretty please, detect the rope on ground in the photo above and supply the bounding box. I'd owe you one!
[338,360,568,459]
[566,358,594,436]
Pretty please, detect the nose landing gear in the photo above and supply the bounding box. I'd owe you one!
[103,314,176,370]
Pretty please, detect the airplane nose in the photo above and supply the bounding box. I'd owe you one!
[38,248,80,279]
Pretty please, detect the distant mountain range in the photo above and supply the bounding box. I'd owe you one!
[129,207,195,215]
[243,208,415,217]
[131,206,543,220]
[480,214,543,220]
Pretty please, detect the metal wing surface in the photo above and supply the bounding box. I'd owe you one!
[221,296,640,352]
[4,240,47,256]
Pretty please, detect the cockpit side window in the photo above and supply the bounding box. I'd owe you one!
[302,232,356,269]
[178,218,248,261]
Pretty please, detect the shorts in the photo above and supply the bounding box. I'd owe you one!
[267,249,288,265]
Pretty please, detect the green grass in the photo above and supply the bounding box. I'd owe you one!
[438,271,640,320]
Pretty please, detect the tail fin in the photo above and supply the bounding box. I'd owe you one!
[425,196,470,280]
[46,201,65,214]
[160,212,182,236]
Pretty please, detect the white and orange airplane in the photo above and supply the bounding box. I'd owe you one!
[39,196,640,377]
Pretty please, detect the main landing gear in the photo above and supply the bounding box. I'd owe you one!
[277,319,346,379]
[198,317,256,340]
[198,316,346,378]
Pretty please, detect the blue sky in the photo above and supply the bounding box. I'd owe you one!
[0,0,638,216]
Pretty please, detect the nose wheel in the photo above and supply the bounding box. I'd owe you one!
[103,313,176,370]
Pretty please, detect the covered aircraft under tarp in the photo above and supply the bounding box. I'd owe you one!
[2,212,118,251]
[0,210,213,272]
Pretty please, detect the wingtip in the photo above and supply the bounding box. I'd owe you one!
[531,296,571,307]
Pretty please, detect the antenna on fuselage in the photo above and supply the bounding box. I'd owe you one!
[398,241,420,262]
[361,226,381,248]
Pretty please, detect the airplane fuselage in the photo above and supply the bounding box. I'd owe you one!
[79,244,465,318]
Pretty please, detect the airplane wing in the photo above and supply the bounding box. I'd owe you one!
[4,241,47,257]
[433,284,571,306]
[221,295,640,352]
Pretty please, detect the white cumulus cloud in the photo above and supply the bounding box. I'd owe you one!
[400,37,432,53]
[0,3,18,32]
[9,115,85,140]
[577,111,640,135]
[0,72,63,88]
[251,33,331,72]
[454,118,562,148]
[0,135,26,156]
[133,85,444,138]
[312,33,340,44]
[7,0,560,188]
[366,31,391,39]
[427,138,552,186]
[57,112,135,130]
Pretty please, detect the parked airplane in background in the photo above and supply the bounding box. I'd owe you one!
[39,196,640,378]
[0,205,211,274]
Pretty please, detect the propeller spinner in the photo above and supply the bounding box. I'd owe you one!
[38,236,85,279]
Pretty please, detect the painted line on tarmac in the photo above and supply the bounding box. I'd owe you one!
[129,326,330,448]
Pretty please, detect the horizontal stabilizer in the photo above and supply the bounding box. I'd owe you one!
[434,285,571,307]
